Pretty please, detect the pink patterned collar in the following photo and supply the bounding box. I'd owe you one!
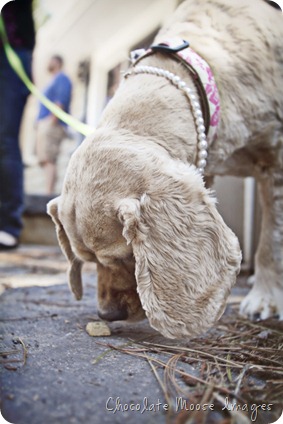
[131,37,221,145]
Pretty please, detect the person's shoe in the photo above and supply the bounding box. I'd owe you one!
[0,231,19,251]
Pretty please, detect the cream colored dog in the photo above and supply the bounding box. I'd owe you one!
[47,0,283,339]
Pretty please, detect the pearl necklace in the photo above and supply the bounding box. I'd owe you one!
[124,65,208,174]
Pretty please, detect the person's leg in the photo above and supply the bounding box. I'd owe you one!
[0,49,32,247]
[45,161,57,195]
[40,121,65,195]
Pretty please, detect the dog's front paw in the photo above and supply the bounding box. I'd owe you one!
[240,287,278,320]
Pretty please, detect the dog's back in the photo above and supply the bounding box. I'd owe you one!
[157,0,283,173]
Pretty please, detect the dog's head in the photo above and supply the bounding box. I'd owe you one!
[47,134,241,339]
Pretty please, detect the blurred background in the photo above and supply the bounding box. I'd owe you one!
[13,0,260,271]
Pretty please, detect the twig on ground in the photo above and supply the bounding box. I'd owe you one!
[18,337,28,366]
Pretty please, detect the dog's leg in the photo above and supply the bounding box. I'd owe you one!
[240,170,283,320]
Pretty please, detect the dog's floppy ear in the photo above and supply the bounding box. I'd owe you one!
[117,163,241,339]
[47,197,83,300]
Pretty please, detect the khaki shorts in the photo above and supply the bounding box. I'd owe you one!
[37,118,66,164]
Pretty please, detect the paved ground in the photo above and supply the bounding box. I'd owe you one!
[0,246,170,424]
[0,245,281,424]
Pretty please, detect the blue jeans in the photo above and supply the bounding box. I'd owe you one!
[0,49,32,238]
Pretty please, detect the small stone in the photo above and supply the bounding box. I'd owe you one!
[86,321,111,337]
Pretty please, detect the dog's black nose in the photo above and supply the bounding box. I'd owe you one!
[98,307,128,322]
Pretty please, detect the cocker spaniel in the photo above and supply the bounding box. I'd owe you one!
[47,0,283,339]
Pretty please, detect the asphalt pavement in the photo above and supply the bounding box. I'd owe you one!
[0,246,175,424]
[1,245,280,424]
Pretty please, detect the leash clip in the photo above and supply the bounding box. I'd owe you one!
[150,40,190,54]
